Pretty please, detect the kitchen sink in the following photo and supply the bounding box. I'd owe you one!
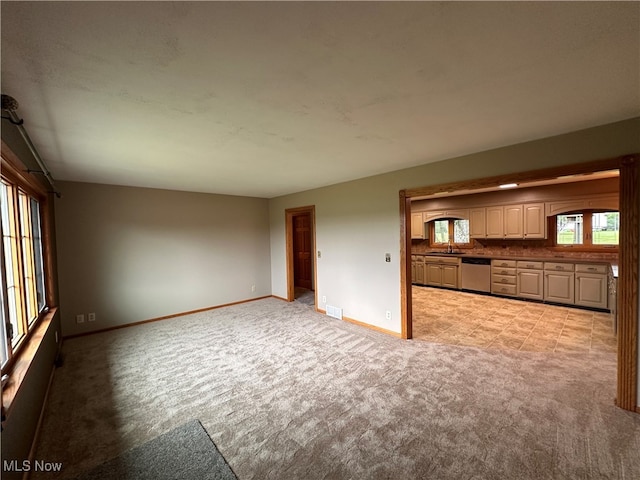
[423,252,466,255]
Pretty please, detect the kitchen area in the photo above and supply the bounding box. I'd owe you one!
[410,172,619,353]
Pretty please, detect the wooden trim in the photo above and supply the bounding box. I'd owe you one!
[285,206,316,304]
[1,140,50,197]
[400,191,411,339]
[316,308,402,338]
[24,361,57,480]
[405,157,621,198]
[62,296,272,340]
[617,155,639,411]
[400,154,639,413]
[1,307,58,419]
[271,295,289,302]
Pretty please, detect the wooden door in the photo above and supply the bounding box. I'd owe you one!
[293,213,312,290]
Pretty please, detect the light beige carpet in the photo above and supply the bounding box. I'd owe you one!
[33,298,639,479]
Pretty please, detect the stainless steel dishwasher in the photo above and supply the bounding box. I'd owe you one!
[461,257,492,293]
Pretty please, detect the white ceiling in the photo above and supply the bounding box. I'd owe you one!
[1,2,638,198]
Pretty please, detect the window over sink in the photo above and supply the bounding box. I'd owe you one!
[430,219,470,246]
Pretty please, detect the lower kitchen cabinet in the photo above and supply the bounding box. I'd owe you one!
[517,270,544,300]
[491,259,517,296]
[544,262,575,305]
[425,262,459,289]
[575,264,608,309]
[516,260,544,300]
[411,255,425,284]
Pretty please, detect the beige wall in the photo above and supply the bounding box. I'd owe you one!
[269,117,640,335]
[55,182,271,336]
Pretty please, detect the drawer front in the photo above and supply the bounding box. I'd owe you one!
[575,263,607,274]
[544,262,574,272]
[492,267,517,276]
[492,283,517,296]
[492,259,517,268]
[492,274,517,285]
[517,260,544,270]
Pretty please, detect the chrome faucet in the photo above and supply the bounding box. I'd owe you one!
[447,240,453,253]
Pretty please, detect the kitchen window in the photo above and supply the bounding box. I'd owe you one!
[430,219,470,246]
[555,210,619,247]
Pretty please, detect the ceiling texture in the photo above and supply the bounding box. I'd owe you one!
[1,1,638,198]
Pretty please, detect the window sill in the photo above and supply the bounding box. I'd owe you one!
[1,307,58,420]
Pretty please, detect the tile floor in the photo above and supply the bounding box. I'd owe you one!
[412,286,617,354]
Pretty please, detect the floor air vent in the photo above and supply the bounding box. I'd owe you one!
[326,305,343,320]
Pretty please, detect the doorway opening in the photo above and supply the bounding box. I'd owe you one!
[286,206,317,307]
[400,155,639,412]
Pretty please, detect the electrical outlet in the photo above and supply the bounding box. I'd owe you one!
[317,251,321,258]
[322,296,327,303]
[76,314,85,324]
[55,331,58,343]
[88,312,96,322]
[385,311,392,320]
[251,285,256,292]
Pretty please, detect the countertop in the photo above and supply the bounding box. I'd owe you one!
[413,251,616,267]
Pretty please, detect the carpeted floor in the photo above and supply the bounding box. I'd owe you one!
[33,298,639,479]
[73,420,237,480]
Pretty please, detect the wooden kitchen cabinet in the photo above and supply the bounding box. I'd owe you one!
[415,257,425,285]
[485,206,504,238]
[411,255,425,284]
[411,212,426,239]
[424,257,459,289]
[517,265,544,300]
[425,263,443,286]
[575,263,608,309]
[441,265,458,289]
[491,259,517,296]
[475,203,546,239]
[544,263,575,305]
[503,204,524,238]
[523,203,546,239]
[469,208,486,238]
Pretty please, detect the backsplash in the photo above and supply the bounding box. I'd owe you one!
[411,238,618,263]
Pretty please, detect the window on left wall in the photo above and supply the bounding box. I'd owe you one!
[1,178,47,368]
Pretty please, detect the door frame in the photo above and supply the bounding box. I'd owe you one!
[399,154,639,412]
[286,205,317,304]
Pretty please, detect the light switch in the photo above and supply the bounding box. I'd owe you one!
[385,253,391,262]
[318,251,321,258]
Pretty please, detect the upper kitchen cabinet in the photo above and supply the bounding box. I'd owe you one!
[469,208,486,238]
[522,203,546,239]
[472,203,545,239]
[411,212,437,240]
[411,212,426,239]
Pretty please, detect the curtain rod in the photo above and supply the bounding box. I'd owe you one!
[1,94,61,198]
